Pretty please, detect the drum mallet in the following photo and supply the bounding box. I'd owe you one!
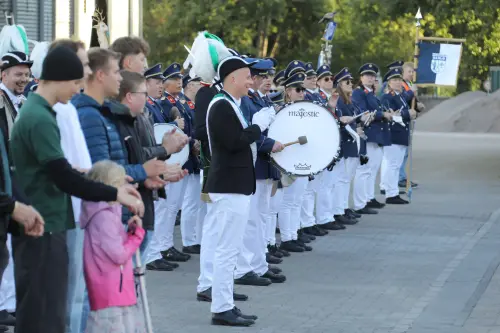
[284,136,308,147]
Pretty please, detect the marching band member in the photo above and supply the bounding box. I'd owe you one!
[380,67,416,204]
[313,89,347,231]
[303,62,322,103]
[278,70,313,253]
[399,62,421,188]
[351,63,389,213]
[205,55,274,326]
[144,64,167,124]
[234,58,286,286]
[316,64,333,104]
[178,74,205,254]
[153,63,192,263]
[333,68,362,224]
[272,69,285,93]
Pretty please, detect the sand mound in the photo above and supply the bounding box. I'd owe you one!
[416,90,500,133]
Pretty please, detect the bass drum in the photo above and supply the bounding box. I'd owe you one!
[268,100,341,177]
[153,123,189,166]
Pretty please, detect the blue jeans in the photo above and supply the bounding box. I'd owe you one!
[65,226,87,333]
[399,147,409,181]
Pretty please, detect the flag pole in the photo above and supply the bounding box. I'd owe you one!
[406,7,422,202]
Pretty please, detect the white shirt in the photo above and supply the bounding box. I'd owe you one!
[226,91,241,108]
[0,83,25,111]
[53,102,92,223]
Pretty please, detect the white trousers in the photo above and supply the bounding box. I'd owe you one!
[143,178,187,264]
[382,144,407,198]
[181,174,205,246]
[267,188,283,246]
[278,177,308,242]
[197,203,218,293]
[366,143,384,201]
[210,193,251,314]
[0,235,15,312]
[337,157,359,210]
[235,180,272,278]
[353,143,384,209]
[315,163,342,224]
[380,153,388,191]
[300,177,319,228]
[332,159,347,215]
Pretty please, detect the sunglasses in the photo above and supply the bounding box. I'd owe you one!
[295,87,306,93]
[343,79,354,85]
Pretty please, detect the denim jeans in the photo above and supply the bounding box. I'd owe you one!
[399,147,409,181]
[66,226,87,333]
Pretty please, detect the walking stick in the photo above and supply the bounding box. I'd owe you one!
[135,250,154,333]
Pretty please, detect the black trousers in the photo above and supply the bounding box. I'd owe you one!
[13,231,68,333]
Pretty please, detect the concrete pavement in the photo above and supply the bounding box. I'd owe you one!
[144,131,500,333]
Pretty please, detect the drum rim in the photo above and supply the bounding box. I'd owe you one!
[270,99,342,177]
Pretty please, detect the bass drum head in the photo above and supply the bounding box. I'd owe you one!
[268,100,341,176]
[153,123,189,166]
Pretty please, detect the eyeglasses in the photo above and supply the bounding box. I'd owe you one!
[344,80,353,85]
[130,91,148,97]
[295,87,306,93]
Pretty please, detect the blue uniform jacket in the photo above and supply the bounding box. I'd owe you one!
[305,89,323,104]
[380,91,411,146]
[72,93,147,182]
[317,89,329,105]
[336,97,360,158]
[352,86,391,146]
[179,94,200,174]
[241,92,280,180]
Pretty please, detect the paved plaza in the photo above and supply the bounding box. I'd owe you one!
[145,131,500,333]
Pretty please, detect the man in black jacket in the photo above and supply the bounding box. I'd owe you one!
[109,71,188,269]
[205,56,275,326]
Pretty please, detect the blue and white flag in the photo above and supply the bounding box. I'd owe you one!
[416,42,462,86]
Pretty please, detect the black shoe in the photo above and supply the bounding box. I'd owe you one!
[266,253,283,264]
[212,310,254,326]
[146,259,174,271]
[298,233,312,243]
[0,310,15,326]
[335,214,358,225]
[267,245,283,258]
[262,270,286,283]
[197,287,248,302]
[183,245,200,254]
[294,239,312,251]
[319,221,345,230]
[304,225,327,236]
[280,240,304,253]
[235,271,272,286]
[345,209,361,219]
[233,306,258,320]
[399,179,418,188]
[277,247,290,257]
[367,198,385,209]
[161,247,191,262]
[275,227,280,234]
[355,207,378,215]
[386,195,409,204]
[268,265,282,274]
[302,231,316,241]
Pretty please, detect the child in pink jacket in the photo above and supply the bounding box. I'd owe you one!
[80,161,146,333]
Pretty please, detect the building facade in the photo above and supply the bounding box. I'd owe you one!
[1,0,142,46]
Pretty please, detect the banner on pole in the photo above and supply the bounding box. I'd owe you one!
[416,41,462,86]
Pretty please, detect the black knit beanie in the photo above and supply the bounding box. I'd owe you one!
[40,46,84,81]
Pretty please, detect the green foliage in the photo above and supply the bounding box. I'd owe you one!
[143,0,500,94]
